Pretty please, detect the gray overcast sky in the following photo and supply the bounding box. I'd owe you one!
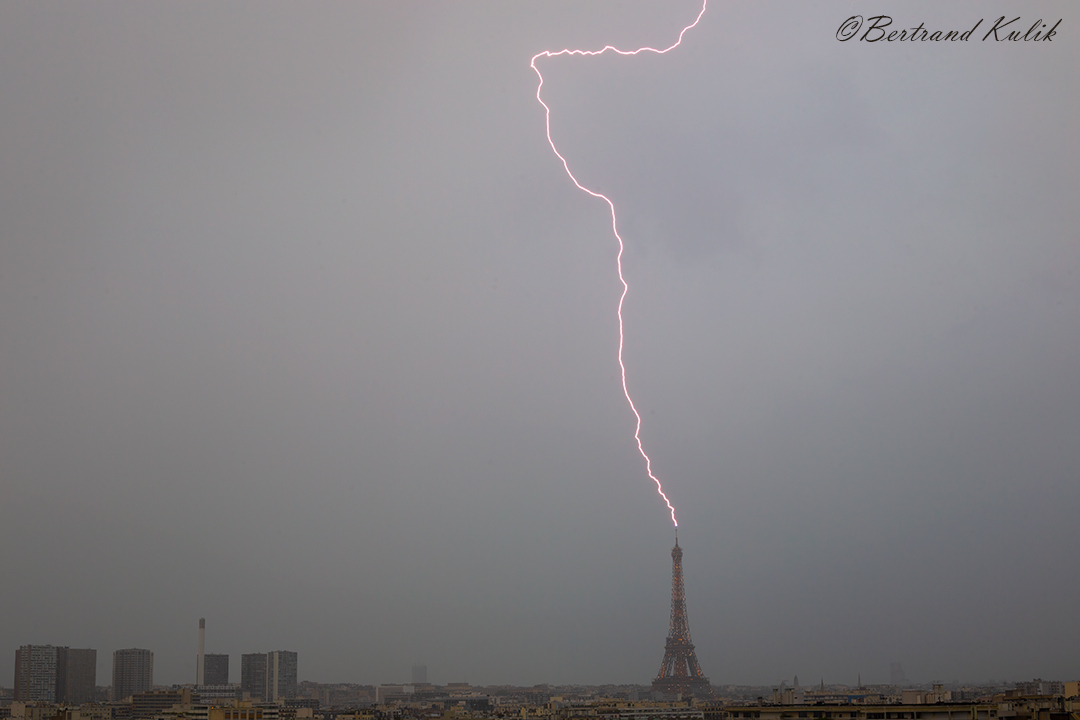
[1,0,1078,690]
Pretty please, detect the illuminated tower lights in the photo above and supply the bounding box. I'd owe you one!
[653,536,711,696]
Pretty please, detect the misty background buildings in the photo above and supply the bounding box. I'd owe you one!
[13,646,95,705]
[13,645,155,704]
[6,618,1080,720]
[243,652,298,703]
[202,658,228,689]
[112,650,154,703]
[12,619,300,708]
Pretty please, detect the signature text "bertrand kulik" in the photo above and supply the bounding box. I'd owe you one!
[837,16,1062,43]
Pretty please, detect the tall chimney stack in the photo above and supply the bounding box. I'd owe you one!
[197,618,205,686]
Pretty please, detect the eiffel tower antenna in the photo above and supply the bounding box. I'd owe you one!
[652,538,711,697]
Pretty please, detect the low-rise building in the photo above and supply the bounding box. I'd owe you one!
[719,702,998,720]
[130,689,191,719]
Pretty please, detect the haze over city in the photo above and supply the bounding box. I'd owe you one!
[2,0,1078,691]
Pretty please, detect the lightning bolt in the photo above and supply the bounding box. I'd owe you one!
[530,1,707,528]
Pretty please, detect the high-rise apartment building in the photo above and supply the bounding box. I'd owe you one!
[240,651,297,701]
[13,645,96,703]
[202,654,229,686]
[411,665,427,685]
[63,648,97,705]
[240,653,267,701]
[113,649,154,701]
[265,651,297,701]
[14,645,60,702]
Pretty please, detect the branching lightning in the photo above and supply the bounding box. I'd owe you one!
[530,2,707,528]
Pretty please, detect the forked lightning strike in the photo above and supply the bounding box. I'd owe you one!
[530,2,707,528]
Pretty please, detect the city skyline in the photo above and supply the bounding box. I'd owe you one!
[12,645,95,704]
[2,0,1078,689]
[5,646,1077,695]
[5,675,1080,720]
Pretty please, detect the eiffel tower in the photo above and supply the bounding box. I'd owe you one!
[652,532,711,697]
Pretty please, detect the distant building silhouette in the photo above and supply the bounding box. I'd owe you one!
[241,653,267,701]
[1015,679,1064,696]
[113,648,153,701]
[14,645,96,704]
[14,645,60,702]
[889,662,906,685]
[266,651,297,701]
[412,664,428,685]
[376,685,415,704]
[202,653,229,686]
[63,648,97,704]
[241,651,296,701]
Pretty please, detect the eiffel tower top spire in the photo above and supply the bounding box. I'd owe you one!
[652,537,710,697]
